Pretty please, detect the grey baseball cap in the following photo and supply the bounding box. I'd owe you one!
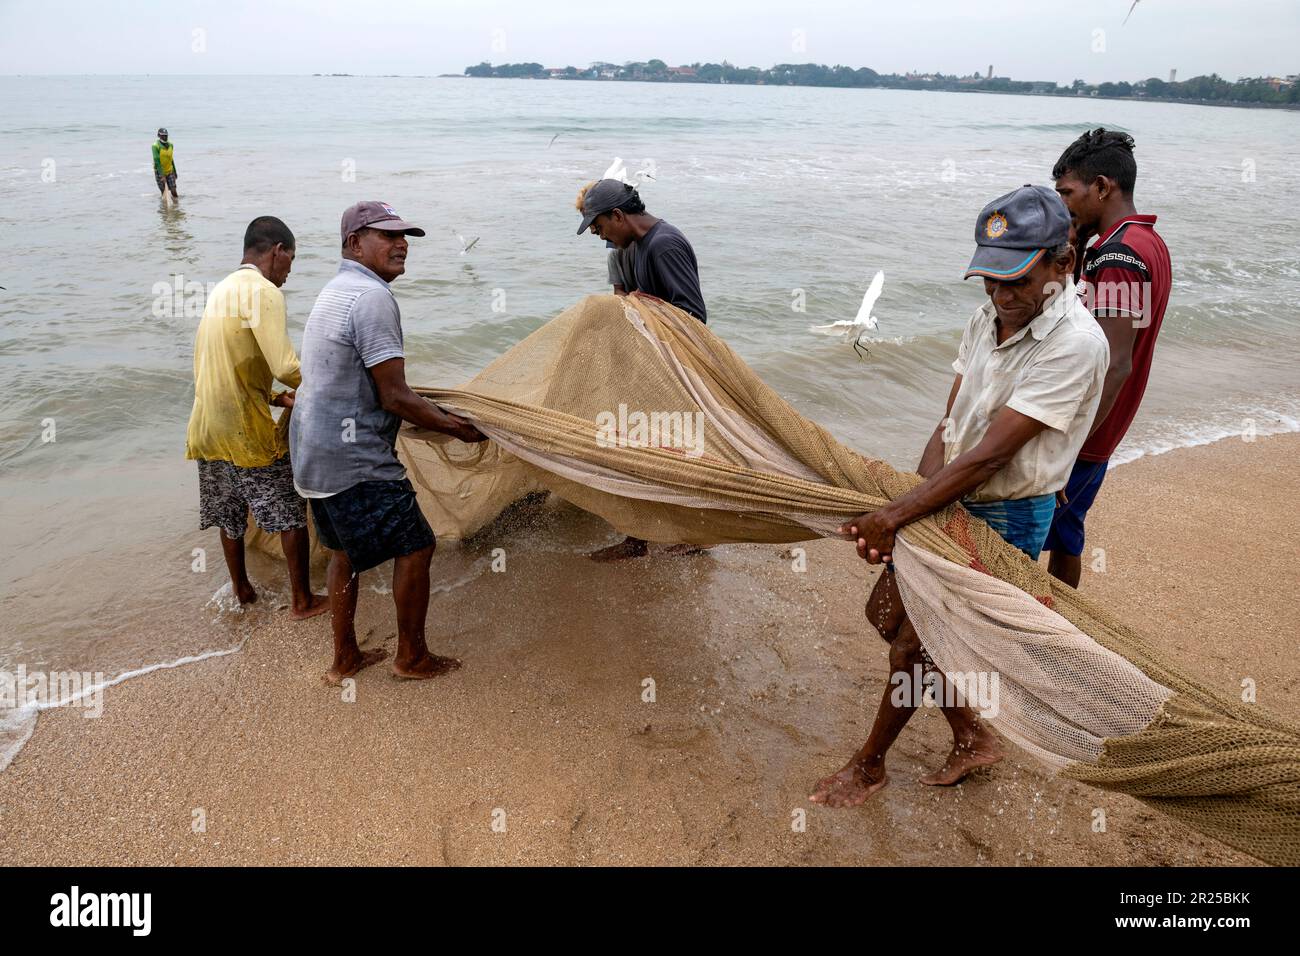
[964,184,1070,281]
[340,200,426,245]
[577,178,638,234]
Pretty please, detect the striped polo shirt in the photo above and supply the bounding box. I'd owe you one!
[289,260,407,496]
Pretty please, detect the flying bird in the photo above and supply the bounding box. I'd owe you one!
[1123,0,1140,25]
[451,230,480,255]
[809,269,885,359]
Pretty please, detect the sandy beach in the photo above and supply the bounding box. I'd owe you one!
[1,431,1295,866]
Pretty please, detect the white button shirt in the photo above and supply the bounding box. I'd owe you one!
[946,279,1109,502]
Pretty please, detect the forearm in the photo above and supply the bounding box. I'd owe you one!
[383,386,468,434]
[882,446,1009,530]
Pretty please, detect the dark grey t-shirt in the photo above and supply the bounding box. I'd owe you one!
[631,220,706,322]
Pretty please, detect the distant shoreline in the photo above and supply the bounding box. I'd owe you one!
[457,75,1300,113]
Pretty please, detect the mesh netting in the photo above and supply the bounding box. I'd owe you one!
[379,292,1296,865]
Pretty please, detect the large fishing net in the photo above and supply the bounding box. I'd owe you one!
[322,292,1300,864]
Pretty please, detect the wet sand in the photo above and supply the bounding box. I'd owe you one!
[1,432,1296,866]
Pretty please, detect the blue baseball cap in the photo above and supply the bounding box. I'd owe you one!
[964,184,1070,281]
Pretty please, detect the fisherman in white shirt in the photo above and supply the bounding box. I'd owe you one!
[811,185,1109,809]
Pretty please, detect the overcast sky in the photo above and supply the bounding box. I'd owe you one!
[2,0,1296,84]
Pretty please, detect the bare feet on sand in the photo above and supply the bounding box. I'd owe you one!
[235,581,258,606]
[588,536,649,562]
[919,730,1003,785]
[322,647,388,686]
[290,593,330,621]
[808,759,888,807]
[392,652,463,681]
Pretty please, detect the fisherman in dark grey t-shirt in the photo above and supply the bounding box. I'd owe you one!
[576,178,709,562]
[577,178,706,322]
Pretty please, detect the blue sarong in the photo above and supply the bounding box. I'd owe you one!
[961,493,1056,560]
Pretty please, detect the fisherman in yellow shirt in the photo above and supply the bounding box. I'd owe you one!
[185,216,328,618]
[152,127,178,202]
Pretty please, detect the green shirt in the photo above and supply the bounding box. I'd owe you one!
[152,140,175,175]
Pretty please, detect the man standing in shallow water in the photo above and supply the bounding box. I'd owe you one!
[810,186,1108,807]
[290,201,486,686]
[152,127,178,203]
[185,216,328,620]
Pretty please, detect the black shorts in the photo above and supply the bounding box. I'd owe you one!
[309,478,434,574]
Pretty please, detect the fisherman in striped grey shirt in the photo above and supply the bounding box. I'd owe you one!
[290,201,486,687]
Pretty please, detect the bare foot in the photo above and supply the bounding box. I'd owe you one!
[808,759,888,808]
[290,593,330,621]
[392,652,463,681]
[321,647,387,687]
[235,581,258,606]
[663,543,709,557]
[588,536,649,562]
[920,729,1004,785]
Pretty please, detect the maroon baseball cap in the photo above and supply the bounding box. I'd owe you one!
[339,201,426,244]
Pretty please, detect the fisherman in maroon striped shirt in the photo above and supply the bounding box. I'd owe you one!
[1046,129,1172,588]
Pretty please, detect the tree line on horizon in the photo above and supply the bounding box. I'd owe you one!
[463,60,1300,105]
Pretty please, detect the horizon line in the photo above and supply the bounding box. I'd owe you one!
[0,65,1289,84]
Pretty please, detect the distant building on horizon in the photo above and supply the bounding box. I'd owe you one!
[1169,68,1177,83]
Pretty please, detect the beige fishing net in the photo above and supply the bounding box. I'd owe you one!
[285,291,1300,865]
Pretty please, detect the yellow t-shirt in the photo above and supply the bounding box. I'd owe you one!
[185,265,303,467]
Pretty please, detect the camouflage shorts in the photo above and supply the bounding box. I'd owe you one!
[198,454,306,539]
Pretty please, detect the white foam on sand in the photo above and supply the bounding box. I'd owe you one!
[0,583,257,773]
[0,565,489,771]
[0,705,37,774]
[0,640,250,773]
[1110,400,1300,468]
